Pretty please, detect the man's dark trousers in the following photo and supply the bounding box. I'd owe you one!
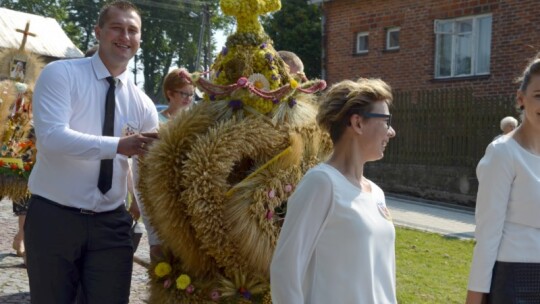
[24,195,134,304]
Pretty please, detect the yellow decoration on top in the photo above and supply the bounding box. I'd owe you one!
[221,0,281,33]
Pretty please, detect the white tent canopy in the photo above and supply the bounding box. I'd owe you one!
[0,8,83,58]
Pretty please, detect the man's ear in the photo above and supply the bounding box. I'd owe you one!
[94,25,101,40]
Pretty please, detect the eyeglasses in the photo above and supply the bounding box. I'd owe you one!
[361,113,392,129]
[173,90,194,99]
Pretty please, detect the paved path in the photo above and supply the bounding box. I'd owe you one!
[0,195,476,303]
[387,195,475,239]
[0,199,150,303]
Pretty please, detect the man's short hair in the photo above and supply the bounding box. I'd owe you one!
[278,50,304,74]
[98,0,141,27]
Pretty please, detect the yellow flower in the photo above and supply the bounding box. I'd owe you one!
[154,262,172,278]
[176,274,191,290]
[290,79,298,89]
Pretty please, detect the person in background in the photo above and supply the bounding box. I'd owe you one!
[466,55,540,303]
[158,68,194,122]
[84,45,99,58]
[11,198,28,262]
[498,116,518,137]
[134,67,194,262]
[278,50,308,83]
[25,1,159,303]
[270,78,397,303]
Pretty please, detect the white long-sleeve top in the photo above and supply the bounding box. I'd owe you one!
[468,136,540,292]
[29,54,159,212]
[271,163,396,304]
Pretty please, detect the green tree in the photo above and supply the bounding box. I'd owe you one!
[133,0,207,102]
[2,0,227,101]
[262,0,322,79]
[68,0,104,52]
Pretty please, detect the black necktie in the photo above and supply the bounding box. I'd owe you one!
[97,77,116,194]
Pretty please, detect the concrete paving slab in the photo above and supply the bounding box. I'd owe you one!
[387,195,476,239]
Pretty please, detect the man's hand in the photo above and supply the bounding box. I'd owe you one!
[117,132,159,157]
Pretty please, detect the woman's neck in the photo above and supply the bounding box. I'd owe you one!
[326,143,370,192]
[513,123,540,155]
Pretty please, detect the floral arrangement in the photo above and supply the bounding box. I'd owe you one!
[220,0,281,34]
[193,42,326,115]
[138,0,333,302]
[149,255,272,303]
[0,75,37,200]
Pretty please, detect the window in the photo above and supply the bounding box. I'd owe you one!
[434,14,492,78]
[386,27,400,50]
[356,32,369,54]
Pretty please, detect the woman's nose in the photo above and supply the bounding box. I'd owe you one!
[388,126,396,138]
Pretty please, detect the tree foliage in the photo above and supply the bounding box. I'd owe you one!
[1,0,226,102]
[261,0,322,79]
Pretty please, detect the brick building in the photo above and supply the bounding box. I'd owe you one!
[315,0,540,97]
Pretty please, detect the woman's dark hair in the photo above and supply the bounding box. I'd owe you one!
[517,55,540,92]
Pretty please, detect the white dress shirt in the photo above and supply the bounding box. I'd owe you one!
[29,54,159,212]
[271,163,397,304]
[468,136,540,292]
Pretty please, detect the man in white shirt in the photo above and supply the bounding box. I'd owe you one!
[25,1,158,303]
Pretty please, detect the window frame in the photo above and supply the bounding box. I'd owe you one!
[434,14,492,79]
[355,32,369,54]
[386,27,400,51]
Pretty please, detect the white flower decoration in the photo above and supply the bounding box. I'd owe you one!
[15,82,28,93]
[248,73,270,90]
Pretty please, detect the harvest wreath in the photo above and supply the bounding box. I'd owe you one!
[138,0,332,302]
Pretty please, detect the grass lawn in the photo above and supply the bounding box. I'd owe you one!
[396,227,475,303]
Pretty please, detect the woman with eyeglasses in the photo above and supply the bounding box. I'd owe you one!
[137,68,194,262]
[466,55,540,303]
[158,68,194,123]
[270,78,397,303]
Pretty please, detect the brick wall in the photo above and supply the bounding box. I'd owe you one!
[322,0,540,97]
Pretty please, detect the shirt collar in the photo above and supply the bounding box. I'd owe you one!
[91,54,129,86]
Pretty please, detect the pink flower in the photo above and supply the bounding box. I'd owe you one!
[163,279,172,289]
[237,77,249,87]
[266,210,274,220]
[186,284,195,294]
[267,189,275,199]
[284,184,293,193]
[210,290,221,301]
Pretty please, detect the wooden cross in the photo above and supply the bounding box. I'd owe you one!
[16,21,36,51]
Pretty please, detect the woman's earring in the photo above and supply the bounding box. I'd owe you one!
[520,105,525,111]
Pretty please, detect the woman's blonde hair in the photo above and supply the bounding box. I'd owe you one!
[162,68,192,102]
[316,78,392,143]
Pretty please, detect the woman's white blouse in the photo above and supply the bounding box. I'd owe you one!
[270,163,396,304]
[468,136,540,292]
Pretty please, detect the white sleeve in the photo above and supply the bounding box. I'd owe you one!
[270,170,333,304]
[468,142,513,292]
[32,62,118,160]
